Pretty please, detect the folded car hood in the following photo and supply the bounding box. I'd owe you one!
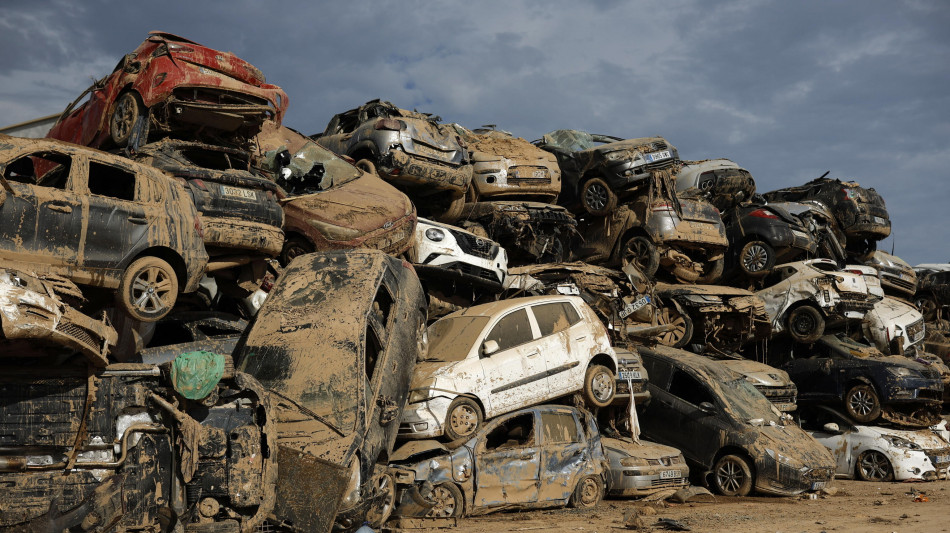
[602,437,682,460]
[282,173,412,230]
[410,360,466,391]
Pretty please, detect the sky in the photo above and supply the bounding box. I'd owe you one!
[1,0,948,266]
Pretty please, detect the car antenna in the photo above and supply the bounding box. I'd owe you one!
[817,171,830,180]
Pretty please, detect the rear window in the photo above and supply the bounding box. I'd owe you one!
[88,162,136,201]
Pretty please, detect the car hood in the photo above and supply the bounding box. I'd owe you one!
[603,437,683,461]
[409,360,468,392]
[281,172,412,231]
[753,423,835,467]
[858,425,950,450]
[718,360,792,387]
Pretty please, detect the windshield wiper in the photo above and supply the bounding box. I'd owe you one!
[266,388,346,437]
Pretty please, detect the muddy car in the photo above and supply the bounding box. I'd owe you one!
[862,296,926,355]
[390,405,607,518]
[756,259,879,343]
[457,201,578,265]
[234,250,427,531]
[862,251,917,300]
[674,159,756,212]
[133,139,285,258]
[576,192,728,283]
[410,217,508,291]
[778,333,944,426]
[47,31,287,152]
[135,311,247,365]
[637,345,835,496]
[315,99,472,221]
[914,264,950,321]
[653,283,771,352]
[0,135,208,321]
[449,124,560,203]
[717,358,798,413]
[722,199,819,278]
[254,121,417,264]
[400,296,621,441]
[534,129,679,216]
[763,176,891,254]
[603,437,690,497]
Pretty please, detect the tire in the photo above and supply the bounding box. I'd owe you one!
[670,262,701,283]
[581,178,617,216]
[844,383,882,424]
[465,183,479,203]
[280,236,314,267]
[738,240,775,277]
[444,397,482,441]
[366,472,395,527]
[786,305,825,344]
[568,475,603,508]
[434,192,465,224]
[539,235,568,263]
[696,256,725,284]
[712,454,754,497]
[110,91,144,147]
[582,364,616,409]
[355,159,377,175]
[118,256,179,322]
[656,305,694,348]
[425,482,464,518]
[855,450,894,482]
[621,236,660,278]
[916,296,938,321]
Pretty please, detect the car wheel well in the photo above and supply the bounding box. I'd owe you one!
[589,354,617,374]
[618,227,651,253]
[128,247,186,291]
[711,447,756,478]
[350,144,379,162]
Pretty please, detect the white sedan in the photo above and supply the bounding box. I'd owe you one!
[800,406,950,481]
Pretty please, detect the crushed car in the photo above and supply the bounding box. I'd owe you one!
[234,250,428,531]
[716,358,798,413]
[603,437,690,497]
[411,217,508,291]
[534,129,679,216]
[389,405,607,518]
[314,99,472,222]
[399,296,623,441]
[47,31,288,152]
[862,296,926,355]
[457,200,578,265]
[637,344,835,496]
[674,158,756,212]
[0,135,208,321]
[800,405,950,481]
[135,311,247,365]
[914,264,950,321]
[722,198,819,279]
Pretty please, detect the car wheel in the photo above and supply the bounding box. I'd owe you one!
[110,91,144,147]
[366,472,396,527]
[696,256,725,284]
[539,235,568,263]
[738,240,775,277]
[465,183,479,203]
[915,296,938,321]
[425,482,464,518]
[434,192,465,224]
[786,305,825,344]
[355,159,377,175]
[568,475,603,508]
[656,305,693,348]
[280,236,315,267]
[581,178,617,216]
[444,397,482,441]
[582,364,616,408]
[118,256,178,322]
[856,450,894,482]
[844,383,882,424]
[712,454,754,497]
[621,236,660,278]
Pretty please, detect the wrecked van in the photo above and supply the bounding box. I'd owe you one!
[637,345,835,496]
[0,135,208,321]
[390,405,607,517]
[457,200,578,265]
[234,250,428,531]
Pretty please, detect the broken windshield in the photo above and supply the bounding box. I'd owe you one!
[425,316,490,362]
[719,377,781,426]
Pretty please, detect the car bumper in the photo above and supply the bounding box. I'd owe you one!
[384,150,473,193]
[754,459,834,496]
[398,397,452,439]
[607,467,690,497]
[200,217,284,256]
[472,165,560,200]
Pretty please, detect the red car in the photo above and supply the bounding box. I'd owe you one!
[47,31,288,152]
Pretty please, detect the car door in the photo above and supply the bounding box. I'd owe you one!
[473,411,541,508]
[478,307,547,415]
[801,409,854,476]
[530,301,586,396]
[783,355,837,401]
[81,156,154,269]
[537,410,588,502]
[661,368,732,466]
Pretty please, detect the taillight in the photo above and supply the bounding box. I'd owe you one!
[845,269,863,275]
[192,179,208,191]
[375,118,404,131]
[749,208,779,219]
[193,216,204,238]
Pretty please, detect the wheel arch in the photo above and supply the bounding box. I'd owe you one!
[125,246,187,293]
[588,353,617,375]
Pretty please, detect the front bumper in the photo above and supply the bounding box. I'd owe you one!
[398,397,452,439]
[384,149,473,193]
[607,465,690,497]
[755,457,834,496]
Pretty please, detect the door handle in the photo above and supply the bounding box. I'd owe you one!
[46,203,72,213]
[526,351,539,358]
[519,453,534,460]
[575,335,587,341]
[128,216,148,224]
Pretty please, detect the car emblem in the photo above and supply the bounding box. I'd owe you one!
[475,238,486,247]
[383,221,394,229]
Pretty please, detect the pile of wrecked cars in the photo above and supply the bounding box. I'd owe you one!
[0,27,946,533]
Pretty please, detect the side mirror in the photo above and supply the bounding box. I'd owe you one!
[698,402,717,415]
[822,422,841,434]
[482,340,499,357]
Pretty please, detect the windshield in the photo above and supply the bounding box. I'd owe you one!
[273,141,362,195]
[425,317,490,362]
[719,377,781,425]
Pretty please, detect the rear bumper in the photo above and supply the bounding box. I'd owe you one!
[201,217,284,257]
[384,149,473,193]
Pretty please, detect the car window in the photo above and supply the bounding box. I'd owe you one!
[640,354,672,389]
[540,412,581,444]
[484,308,534,353]
[335,111,361,134]
[532,302,580,337]
[4,152,72,189]
[365,285,394,382]
[483,413,535,451]
[668,370,715,407]
[88,162,136,201]
[425,316,491,362]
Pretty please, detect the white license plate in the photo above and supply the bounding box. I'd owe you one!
[221,185,256,199]
[873,216,886,224]
[935,454,949,464]
[619,370,642,381]
[810,481,826,491]
[659,470,681,480]
[619,296,651,318]
[646,150,672,163]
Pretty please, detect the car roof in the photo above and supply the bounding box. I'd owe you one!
[443,295,582,319]
[640,344,743,382]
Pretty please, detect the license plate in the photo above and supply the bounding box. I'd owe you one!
[221,185,256,199]
[935,454,949,464]
[619,296,651,318]
[873,216,886,224]
[659,470,681,480]
[517,168,547,179]
[646,150,672,163]
[810,481,826,491]
[619,370,642,381]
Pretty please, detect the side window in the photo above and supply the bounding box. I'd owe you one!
[365,286,394,382]
[484,308,533,353]
[532,302,580,337]
[336,111,360,134]
[640,355,672,390]
[3,152,72,189]
[541,412,581,444]
[668,370,715,407]
[88,162,136,201]
[483,413,535,451]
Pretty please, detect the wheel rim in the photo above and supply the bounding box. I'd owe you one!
[578,477,599,506]
[859,451,891,481]
[716,459,746,494]
[590,371,614,402]
[130,266,173,314]
[449,404,478,437]
[367,474,394,525]
[426,486,458,518]
[585,183,609,211]
[112,95,135,140]
[848,388,875,416]
[791,312,816,336]
[658,308,687,346]
[284,244,309,263]
[742,243,769,272]
[623,239,650,270]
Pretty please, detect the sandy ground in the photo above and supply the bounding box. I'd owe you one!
[424,478,949,533]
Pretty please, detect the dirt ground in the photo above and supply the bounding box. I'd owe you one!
[431,478,949,533]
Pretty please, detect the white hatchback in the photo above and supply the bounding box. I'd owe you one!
[399,295,621,440]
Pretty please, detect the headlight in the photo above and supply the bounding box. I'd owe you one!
[408,389,430,404]
[339,457,362,510]
[887,366,920,379]
[882,434,922,450]
[425,228,445,242]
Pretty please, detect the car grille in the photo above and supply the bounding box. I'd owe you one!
[907,319,925,342]
[755,385,797,406]
[54,321,100,355]
[650,478,689,488]
[450,229,498,259]
[881,274,916,292]
[443,262,500,283]
[507,166,551,185]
